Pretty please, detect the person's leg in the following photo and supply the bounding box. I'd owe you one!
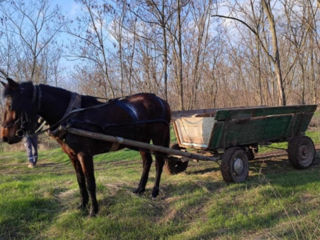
[25,137,34,167]
[30,135,38,165]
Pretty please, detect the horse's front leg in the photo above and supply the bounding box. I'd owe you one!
[69,155,89,210]
[59,141,89,211]
[77,152,99,217]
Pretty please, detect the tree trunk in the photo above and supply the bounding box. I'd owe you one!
[177,0,184,110]
[262,0,286,105]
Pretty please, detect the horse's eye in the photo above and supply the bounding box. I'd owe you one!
[6,104,12,111]
[5,97,12,110]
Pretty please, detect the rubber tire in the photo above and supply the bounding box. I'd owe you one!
[165,144,189,175]
[288,136,315,169]
[221,147,249,183]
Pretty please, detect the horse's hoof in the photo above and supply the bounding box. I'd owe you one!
[89,207,99,217]
[152,188,159,198]
[133,187,145,194]
[89,211,96,217]
[77,203,87,210]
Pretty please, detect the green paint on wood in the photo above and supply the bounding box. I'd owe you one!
[214,105,317,121]
[208,105,317,150]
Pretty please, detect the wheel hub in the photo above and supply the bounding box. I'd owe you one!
[233,157,244,175]
[299,145,308,159]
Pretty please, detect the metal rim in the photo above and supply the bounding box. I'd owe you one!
[298,143,314,165]
[233,156,244,175]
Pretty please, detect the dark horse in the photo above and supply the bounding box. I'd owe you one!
[1,77,171,216]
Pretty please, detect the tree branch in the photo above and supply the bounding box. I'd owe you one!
[211,14,275,62]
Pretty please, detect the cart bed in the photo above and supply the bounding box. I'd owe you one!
[172,105,317,150]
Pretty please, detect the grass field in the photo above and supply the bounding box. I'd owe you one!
[1,131,320,239]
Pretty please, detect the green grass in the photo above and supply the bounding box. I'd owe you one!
[1,132,320,239]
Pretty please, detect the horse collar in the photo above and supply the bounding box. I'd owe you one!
[49,92,82,136]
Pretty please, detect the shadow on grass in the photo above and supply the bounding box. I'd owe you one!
[250,157,291,174]
[0,197,62,239]
[94,179,226,237]
[185,166,220,175]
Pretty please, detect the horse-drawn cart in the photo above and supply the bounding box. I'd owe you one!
[66,104,317,183]
[1,75,319,217]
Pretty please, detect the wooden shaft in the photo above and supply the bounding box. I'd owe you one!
[66,127,219,162]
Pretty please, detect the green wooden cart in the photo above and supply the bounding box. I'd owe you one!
[167,104,317,182]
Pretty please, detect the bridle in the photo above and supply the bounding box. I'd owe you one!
[4,83,84,138]
[27,84,83,136]
[2,84,43,137]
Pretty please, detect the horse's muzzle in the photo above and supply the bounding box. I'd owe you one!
[1,127,23,144]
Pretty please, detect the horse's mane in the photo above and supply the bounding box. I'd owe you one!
[39,83,102,107]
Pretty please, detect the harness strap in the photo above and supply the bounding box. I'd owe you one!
[63,93,82,119]
[32,85,37,105]
[115,100,139,121]
[109,142,120,151]
[48,92,81,136]
[34,118,47,134]
[37,93,169,137]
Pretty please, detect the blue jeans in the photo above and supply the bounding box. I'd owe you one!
[24,135,38,165]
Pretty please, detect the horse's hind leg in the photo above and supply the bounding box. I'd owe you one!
[134,151,152,194]
[152,153,165,197]
[77,152,99,217]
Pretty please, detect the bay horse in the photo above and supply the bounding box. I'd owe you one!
[1,77,171,216]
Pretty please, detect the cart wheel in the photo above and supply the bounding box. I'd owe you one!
[165,144,189,175]
[221,147,249,183]
[288,136,315,169]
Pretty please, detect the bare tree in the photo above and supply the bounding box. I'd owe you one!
[128,0,177,100]
[183,0,213,109]
[65,0,115,98]
[212,0,287,105]
[261,0,286,105]
[0,0,64,84]
[177,0,184,110]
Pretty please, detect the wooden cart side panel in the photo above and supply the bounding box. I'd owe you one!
[172,120,182,147]
[209,121,224,149]
[214,105,317,121]
[291,112,314,136]
[209,114,294,149]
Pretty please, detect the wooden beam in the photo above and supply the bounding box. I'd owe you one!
[66,127,219,162]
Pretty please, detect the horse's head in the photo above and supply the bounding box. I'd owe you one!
[1,78,38,144]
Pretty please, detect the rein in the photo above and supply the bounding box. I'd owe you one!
[35,103,109,135]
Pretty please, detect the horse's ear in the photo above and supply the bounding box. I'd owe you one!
[6,78,19,91]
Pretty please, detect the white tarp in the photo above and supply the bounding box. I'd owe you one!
[173,117,215,149]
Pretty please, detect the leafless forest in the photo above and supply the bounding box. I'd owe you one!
[0,0,319,111]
